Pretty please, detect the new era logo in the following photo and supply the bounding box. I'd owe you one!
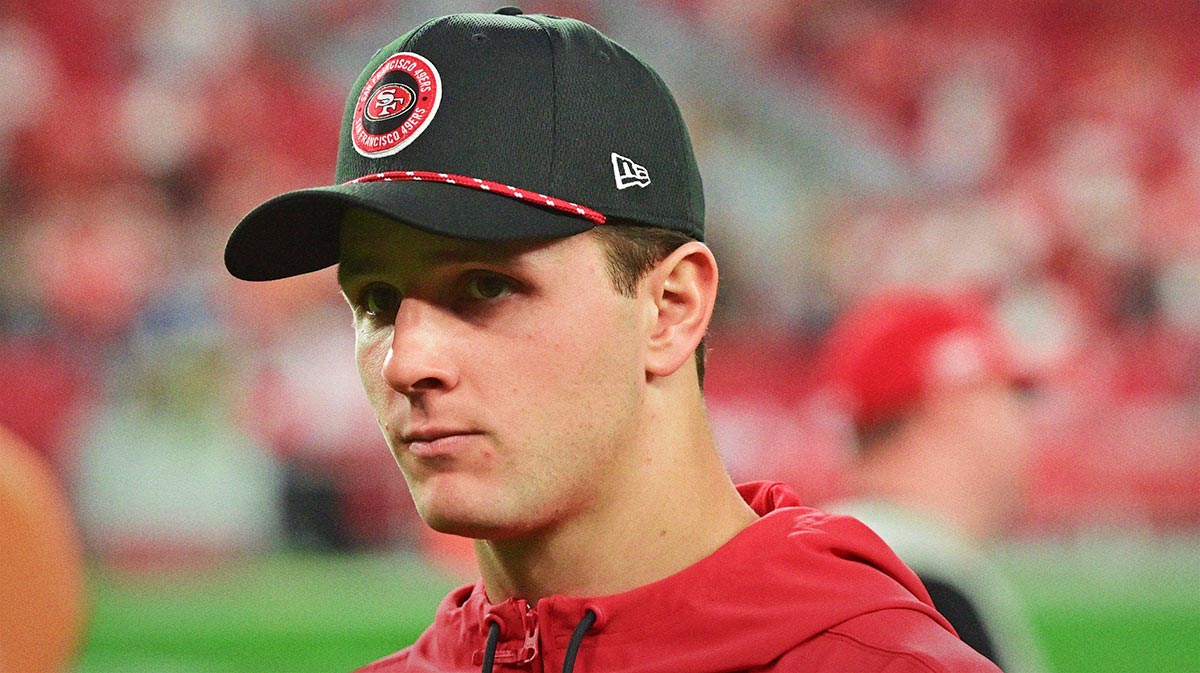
[611,153,651,190]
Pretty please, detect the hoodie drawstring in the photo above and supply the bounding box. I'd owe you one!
[481,619,501,673]
[481,608,596,673]
[561,609,597,673]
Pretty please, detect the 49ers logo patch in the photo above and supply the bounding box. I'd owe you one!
[352,53,441,158]
[365,84,415,122]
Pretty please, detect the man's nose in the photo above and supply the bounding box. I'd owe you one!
[381,299,459,395]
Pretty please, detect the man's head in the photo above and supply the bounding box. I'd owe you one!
[224,9,715,539]
[815,289,1027,444]
[814,288,1035,537]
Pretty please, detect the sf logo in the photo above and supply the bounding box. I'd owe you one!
[366,84,416,121]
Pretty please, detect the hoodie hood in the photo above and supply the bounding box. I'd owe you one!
[359,481,956,672]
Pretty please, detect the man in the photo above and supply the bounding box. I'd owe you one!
[816,288,1051,672]
[224,8,1001,672]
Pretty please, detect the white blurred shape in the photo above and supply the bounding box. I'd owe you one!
[1157,255,1200,332]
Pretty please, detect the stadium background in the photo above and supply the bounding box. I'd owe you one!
[0,0,1197,671]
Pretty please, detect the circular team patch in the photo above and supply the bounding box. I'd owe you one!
[352,52,442,158]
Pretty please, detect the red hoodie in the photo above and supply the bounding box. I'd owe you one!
[356,482,1003,672]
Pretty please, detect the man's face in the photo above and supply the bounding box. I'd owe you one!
[338,210,647,541]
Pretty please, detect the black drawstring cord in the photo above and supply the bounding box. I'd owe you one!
[481,620,501,673]
[561,609,597,673]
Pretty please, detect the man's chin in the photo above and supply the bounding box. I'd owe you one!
[415,493,508,540]
[412,477,546,541]
[419,509,533,543]
[422,519,504,542]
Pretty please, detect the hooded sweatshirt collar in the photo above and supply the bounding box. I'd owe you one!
[381,481,954,672]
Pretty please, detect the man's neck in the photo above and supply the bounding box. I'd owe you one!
[474,409,758,605]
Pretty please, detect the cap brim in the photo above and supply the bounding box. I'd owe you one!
[224,180,597,281]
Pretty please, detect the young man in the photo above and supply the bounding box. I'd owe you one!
[224,8,1002,672]
[816,289,1050,672]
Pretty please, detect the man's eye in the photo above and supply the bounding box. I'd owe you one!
[464,274,514,300]
[360,284,401,317]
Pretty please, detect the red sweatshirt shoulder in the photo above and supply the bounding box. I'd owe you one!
[777,608,1004,672]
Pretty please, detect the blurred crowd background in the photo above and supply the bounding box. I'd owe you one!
[2,0,1199,584]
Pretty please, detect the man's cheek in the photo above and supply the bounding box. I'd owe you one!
[355,335,389,384]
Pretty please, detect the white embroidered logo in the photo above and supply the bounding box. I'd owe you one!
[611,153,651,190]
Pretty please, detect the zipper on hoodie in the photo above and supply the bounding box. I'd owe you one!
[488,601,539,668]
[517,603,539,666]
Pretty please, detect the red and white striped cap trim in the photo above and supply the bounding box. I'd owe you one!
[344,171,606,225]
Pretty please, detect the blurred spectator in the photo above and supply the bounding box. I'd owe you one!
[70,283,282,567]
[814,288,1051,672]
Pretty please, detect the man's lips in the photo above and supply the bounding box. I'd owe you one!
[401,429,482,458]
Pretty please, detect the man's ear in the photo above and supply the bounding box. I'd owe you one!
[643,241,718,378]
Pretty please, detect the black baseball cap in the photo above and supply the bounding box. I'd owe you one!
[224,6,705,281]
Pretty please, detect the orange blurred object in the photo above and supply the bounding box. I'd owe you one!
[0,425,87,673]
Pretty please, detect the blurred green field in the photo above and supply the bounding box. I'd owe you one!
[74,536,1200,673]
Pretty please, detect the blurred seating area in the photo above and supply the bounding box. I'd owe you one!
[673,0,1200,534]
[1,0,1197,569]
